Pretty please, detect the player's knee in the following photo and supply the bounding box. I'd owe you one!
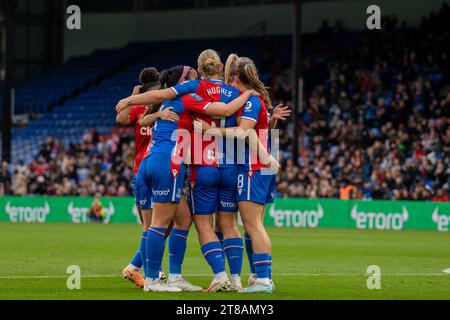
[151,215,172,229]
[217,218,240,238]
[174,219,192,231]
[243,221,263,236]
[194,217,213,233]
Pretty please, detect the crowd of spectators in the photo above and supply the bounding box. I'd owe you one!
[0,3,449,202]
[273,3,450,201]
[0,129,136,197]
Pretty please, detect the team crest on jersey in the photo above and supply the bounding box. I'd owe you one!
[190,93,203,101]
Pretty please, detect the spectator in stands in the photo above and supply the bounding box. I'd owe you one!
[89,195,105,223]
[0,161,11,195]
[432,188,449,202]
[13,168,28,195]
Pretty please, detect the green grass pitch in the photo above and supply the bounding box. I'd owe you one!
[0,222,449,300]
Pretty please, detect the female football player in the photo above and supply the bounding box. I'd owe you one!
[116,67,162,288]
[117,67,198,291]
[223,54,290,288]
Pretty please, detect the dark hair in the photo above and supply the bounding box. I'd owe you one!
[139,67,161,93]
[160,66,192,89]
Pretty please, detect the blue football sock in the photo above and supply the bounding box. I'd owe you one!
[130,231,146,269]
[244,232,255,274]
[146,227,167,279]
[169,229,189,275]
[215,231,225,261]
[223,238,244,275]
[130,251,142,269]
[201,241,225,275]
[139,231,147,272]
[253,253,271,280]
[269,255,273,280]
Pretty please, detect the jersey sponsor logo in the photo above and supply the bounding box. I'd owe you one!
[68,201,115,224]
[351,205,408,231]
[153,189,171,196]
[139,126,152,136]
[269,203,325,228]
[220,200,237,209]
[244,101,252,112]
[5,201,50,223]
[432,207,449,232]
[190,93,203,101]
[206,86,233,98]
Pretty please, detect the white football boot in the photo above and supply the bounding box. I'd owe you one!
[202,272,231,293]
[230,274,244,292]
[144,278,182,292]
[166,275,203,292]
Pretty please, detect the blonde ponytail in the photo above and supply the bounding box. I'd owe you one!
[197,49,222,79]
[224,53,239,84]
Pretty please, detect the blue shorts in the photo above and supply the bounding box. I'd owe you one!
[187,165,238,215]
[141,153,185,204]
[133,163,153,210]
[237,168,277,205]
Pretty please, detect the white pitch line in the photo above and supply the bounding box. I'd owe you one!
[0,273,448,280]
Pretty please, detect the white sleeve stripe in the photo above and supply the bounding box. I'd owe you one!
[240,116,257,123]
[171,87,179,95]
[203,102,212,110]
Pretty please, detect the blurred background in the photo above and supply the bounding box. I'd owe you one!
[0,0,449,202]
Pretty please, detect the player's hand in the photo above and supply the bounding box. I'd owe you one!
[131,85,142,96]
[246,89,260,96]
[193,119,211,133]
[272,104,291,121]
[264,155,281,173]
[115,98,130,113]
[159,107,179,122]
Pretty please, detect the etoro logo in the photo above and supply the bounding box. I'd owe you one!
[153,189,170,196]
[220,200,237,210]
[432,208,449,232]
[5,201,50,223]
[351,205,408,231]
[269,203,324,228]
[68,201,115,224]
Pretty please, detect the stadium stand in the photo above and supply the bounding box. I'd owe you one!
[9,37,281,164]
[275,5,450,201]
[1,3,448,201]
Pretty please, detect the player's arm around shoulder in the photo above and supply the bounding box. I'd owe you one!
[116,105,135,126]
[206,89,257,117]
